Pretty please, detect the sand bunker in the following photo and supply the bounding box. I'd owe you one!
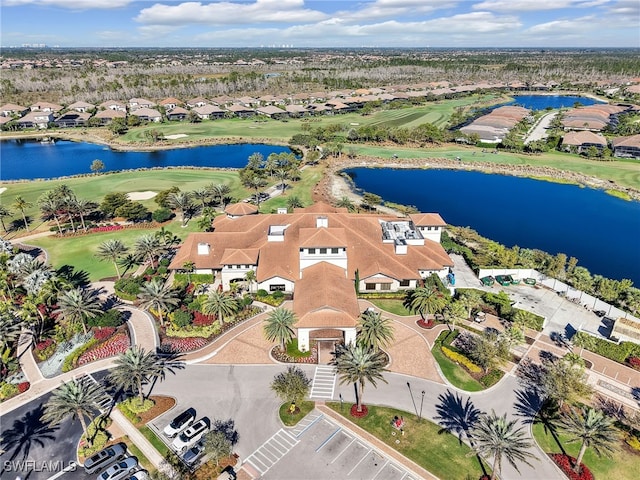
[127,191,157,201]
[0,187,6,195]
[165,134,189,140]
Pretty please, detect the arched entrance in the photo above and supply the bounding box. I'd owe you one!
[309,329,344,364]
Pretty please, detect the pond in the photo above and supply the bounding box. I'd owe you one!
[0,139,293,181]
[344,167,640,285]
[507,95,604,110]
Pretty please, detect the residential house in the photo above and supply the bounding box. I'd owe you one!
[236,96,259,108]
[187,97,209,108]
[168,203,452,352]
[30,101,63,113]
[0,103,28,117]
[166,106,189,121]
[561,131,608,154]
[285,104,308,117]
[612,134,640,159]
[128,98,155,111]
[226,104,255,118]
[256,105,288,119]
[459,106,530,143]
[193,104,226,120]
[54,111,91,128]
[131,108,162,122]
[159,97,183,110]
[99,100,127,112]
[0,116,13,129]
[94,109,126,125]
[16,111,54,129]
[67,101,95,113]
[209,96,234,107]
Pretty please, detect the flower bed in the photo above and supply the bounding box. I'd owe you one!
[160,336,208,353]
[628,356,640,371]
[350,404,369,418]
[271,342,318,364]
[34,338,57,361]
[77,333,130,366]
[90,225,124,233]
[417,319,436,329]
[550,454,594,480]
[93,327,116,341]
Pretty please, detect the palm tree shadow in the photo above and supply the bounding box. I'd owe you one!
[514,388,565,455]
[0,404,58,474]
[56,265,90,288]
[434,390,488,476]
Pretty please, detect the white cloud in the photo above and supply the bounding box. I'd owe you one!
[135,0,327,25]
[338,0,453,22]
[3,0,132,8]
[526,15,596,34]
[472,0,610,11]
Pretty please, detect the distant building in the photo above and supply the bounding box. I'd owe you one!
[611,134,640,159]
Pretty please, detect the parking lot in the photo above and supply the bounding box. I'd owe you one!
[246,412,421,480]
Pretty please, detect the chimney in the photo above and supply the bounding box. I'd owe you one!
[197,243,210,255]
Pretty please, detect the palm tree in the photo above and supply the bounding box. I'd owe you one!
[241,172,268,208]
[109,346,162,403]
[95,239,128,279]
[405,286,448,321]
[332,343,388,414]
[286,196,304,211]
[11,196,32,231]
[168,191,192,226]
[263,308,297,351]
[0,311,23,350]
[136,279,179,327]
[73,197,95,232]
[357,310,394,353]
[471,410,537,480]
[42,379,105,446]
[54,288,103,334]
[208,183,231,207]
[182,261,195,285]
[0,204,12,232]
[134,234,162,268]
[274,167,290,191]
[244,269,256,294]
[202,290,239,328]
[335,196,356,212]
[443,301,467,332]
[560,407,618,473]
[38,192,63,233]
[191,187,210,209]
[457,290,483,319]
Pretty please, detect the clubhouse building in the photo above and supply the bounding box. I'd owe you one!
[169,203,453,351]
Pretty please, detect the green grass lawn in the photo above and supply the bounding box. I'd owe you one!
[139,425,170,457]
[120,94,502,144]
[0,169,248,234]
[532,423,640,480]
[431,331,484,392]
[260,165,324,212]
[29,220,199,281]
[327,402,489,480]
[367,299,412,316]
[279,401,315,426]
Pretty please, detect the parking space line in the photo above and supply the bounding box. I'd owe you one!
[347,449,372,476]
[330,437,356,464]
[315,427,342,452]
[370,459,390,480]
[46,461,77,480]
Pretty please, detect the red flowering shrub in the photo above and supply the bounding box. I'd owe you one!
[36,339,54,351]
[77,333,130,365]
[160,336,208,353]
[93,327,116,341]
[193,311,215,327]
[627,356,640,370]
[551,454,594,480]
[90,225,124,233]
[18,382,30,393]
[350,404,369,418]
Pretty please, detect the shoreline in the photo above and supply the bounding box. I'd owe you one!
[2,131,638,201]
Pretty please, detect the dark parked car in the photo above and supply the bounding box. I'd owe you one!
[84,443,127,474]
[182,440,206,468]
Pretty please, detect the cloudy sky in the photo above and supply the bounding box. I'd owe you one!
[2,0,638,48]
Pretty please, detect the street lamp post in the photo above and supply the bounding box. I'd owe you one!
[407,382,419,420]
[419,390,425,422]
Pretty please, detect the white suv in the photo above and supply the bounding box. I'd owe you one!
[172,418,210,452]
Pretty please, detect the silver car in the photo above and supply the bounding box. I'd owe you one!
[84,443,127,474]
[97,457,138,480]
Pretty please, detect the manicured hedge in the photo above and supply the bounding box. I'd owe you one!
[441,346,483,373]
[573,332,640,364]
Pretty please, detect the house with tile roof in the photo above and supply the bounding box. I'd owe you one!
[561,131,607,154]
[612,134,640,159]
[67,101,95,112]
[169,203,452,351]
[94,109,126,125]
[0,103,28,117]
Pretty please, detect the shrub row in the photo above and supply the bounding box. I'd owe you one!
[0,381,30,401]
[479,369,503,387]
[441,346,482,373]
[573,332,640,364]
[62,338,99,372]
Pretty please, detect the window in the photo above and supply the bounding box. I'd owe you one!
[308,248,316,254]
[331,248,339,254]
[319,248,327,254]
[434,226,439,231]
[270,284,286,292]
[380,283,391,291]
[399,279,411,287]
[365,283,376,291]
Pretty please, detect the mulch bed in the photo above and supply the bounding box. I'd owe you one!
[416,319,436,329]
[136,395,176,426]
[350,404,369,418]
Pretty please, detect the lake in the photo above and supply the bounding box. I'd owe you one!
[344,167,640,285]
[508,95,603,110]
[0,139,292,181]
